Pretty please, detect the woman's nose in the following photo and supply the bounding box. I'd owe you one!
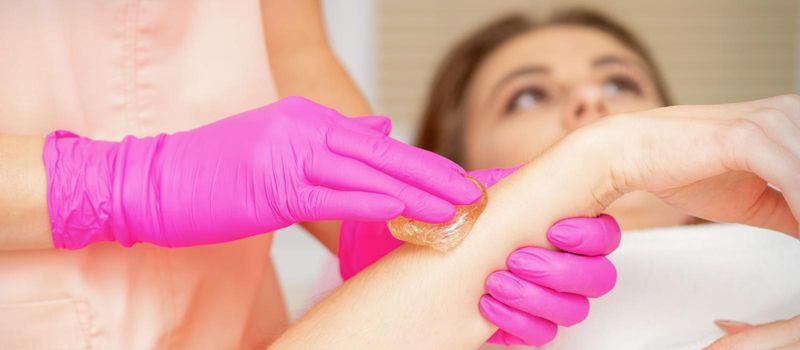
[563,85,609,130]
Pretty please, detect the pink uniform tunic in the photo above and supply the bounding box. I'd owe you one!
[0,1,285,348]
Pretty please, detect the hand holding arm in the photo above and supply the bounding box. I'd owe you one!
[338,166,621,347]
[270,94,800,349]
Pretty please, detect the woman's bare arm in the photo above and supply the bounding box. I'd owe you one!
[269,127,611,349]
[269,95,800,349]
[0,135,52,250]
[261,0,373,253]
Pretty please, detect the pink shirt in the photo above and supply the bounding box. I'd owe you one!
[0,1,284,348]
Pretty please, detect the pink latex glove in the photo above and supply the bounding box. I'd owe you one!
[338,166,621,347]
[43,96,481,249]
[481,214,620,346]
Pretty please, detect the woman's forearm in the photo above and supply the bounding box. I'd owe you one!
[271,95,800,349]
[269,131,613,349]
[0,134,52,250]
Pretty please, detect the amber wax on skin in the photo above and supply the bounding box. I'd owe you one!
[388,177,487,252]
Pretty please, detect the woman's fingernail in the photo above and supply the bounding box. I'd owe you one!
[548,224,583,248]
[487,273,523,300]
[714,319,752,334]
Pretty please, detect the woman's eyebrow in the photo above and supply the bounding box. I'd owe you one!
[592,55,647,72]
[487,65,549,103]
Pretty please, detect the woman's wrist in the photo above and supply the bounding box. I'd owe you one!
[0,134,52,250]
[563,116,627,205]
[272,126,627,349]
[494,120,624,244]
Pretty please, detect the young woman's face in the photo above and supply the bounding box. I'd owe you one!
[464,25,663,168]
[463,25,687,228]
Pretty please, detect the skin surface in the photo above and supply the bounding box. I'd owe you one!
[0,135,50,250]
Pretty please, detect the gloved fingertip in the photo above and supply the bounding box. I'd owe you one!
[586,259,618,298]
[547,214,622,256]
[597,213,622,254]
[548,224,584,250]
[463,181,483,204]
[437,169,482,205]
[355,195,405,221]
[354,115,393,135]
[487,330,527,346]
[561,297,590,327]
[445,171,482,205]
[478,295,500,319]
[485,271,524,301]
[378,200,405,220]
[506,248,549,280]
[453,165,468,176]
[467,166,517,189]
[537,323,559,346]
[404,201,456,224]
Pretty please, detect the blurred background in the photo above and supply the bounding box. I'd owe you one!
[274,0,800,319]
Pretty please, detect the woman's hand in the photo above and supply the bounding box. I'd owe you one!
[705,316,800,349]
[44,97,481,248]
[271,94,800,350]
[581,94,800,236]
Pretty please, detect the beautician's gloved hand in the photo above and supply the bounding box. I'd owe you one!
[481,214,620,346]
[338,166,621,347]
[43,96,481,249]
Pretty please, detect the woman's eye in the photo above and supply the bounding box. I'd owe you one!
[505,88,547,113]
[602,76,642,97]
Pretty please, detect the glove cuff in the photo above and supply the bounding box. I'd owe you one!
[43,130,120,249]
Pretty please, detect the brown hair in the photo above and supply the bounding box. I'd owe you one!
[415,8,672,166]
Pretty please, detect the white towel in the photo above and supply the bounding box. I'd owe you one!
[536,223,800,350]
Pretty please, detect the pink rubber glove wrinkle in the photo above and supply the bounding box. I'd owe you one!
[338,165,622,347]
[43,131,119,248]
[44,96,482,249]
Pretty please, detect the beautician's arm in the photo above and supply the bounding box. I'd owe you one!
[0,135,52,250]
[261,0,372,253]
[0,0,365,252]
[269,96,800,349]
